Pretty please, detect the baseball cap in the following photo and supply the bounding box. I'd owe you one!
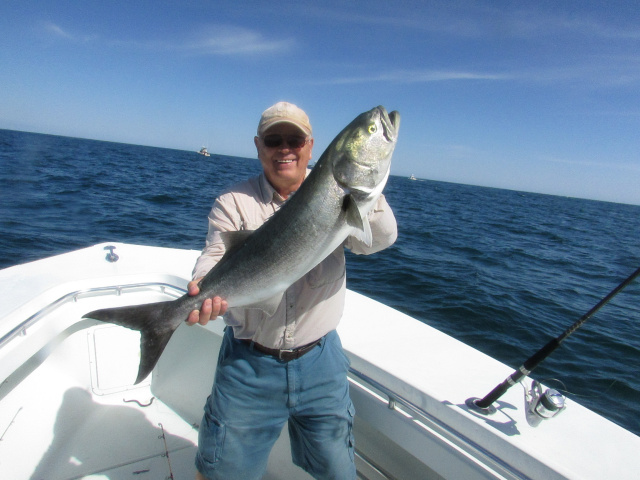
[257,102,312,137]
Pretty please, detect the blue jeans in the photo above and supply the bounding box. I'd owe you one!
[195,327,356,480]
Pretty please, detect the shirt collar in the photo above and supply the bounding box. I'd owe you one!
[258,169,311,205]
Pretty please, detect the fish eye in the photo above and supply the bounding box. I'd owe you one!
[368,124,377,134]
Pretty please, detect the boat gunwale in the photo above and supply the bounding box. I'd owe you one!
[0,282,186,350]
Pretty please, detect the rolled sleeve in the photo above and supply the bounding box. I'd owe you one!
[192,195,242,280]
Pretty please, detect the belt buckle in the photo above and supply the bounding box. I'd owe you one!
[278,348,296,360]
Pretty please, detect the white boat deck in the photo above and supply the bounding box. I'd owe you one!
[0,320,312,479]
[1,243,639,479]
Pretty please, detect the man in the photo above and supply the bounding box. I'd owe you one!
[187,102,397,480]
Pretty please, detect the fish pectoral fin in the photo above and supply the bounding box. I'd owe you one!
[351,216,374,247]
[343,194,373,247]
[242,292,285,317]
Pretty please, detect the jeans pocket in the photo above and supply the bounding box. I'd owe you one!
[347,401,356,460]
[198,408,226,467]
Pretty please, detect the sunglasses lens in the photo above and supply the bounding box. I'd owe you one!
[263,135,282,148]
[287,136,306,148]
[263,135,306,149]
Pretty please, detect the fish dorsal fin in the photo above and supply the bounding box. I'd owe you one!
[220,230,255,250]
[209,230,257,272]
[343,195,373,247]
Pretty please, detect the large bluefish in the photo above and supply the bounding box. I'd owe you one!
[85,106,400,383]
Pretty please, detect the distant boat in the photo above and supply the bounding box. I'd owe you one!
[198,147,210,157]
[409,174,417,180]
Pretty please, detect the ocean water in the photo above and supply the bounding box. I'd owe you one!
[1,129,639,436]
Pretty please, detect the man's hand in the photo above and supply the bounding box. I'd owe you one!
[186,279,228,326]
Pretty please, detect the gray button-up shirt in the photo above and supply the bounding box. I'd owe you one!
[193,172,397,349]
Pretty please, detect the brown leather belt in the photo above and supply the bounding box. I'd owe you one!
[242,338,321,361]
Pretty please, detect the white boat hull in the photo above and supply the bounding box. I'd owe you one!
[1,243,638,479]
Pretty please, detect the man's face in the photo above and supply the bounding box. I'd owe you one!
[255,123,313,198]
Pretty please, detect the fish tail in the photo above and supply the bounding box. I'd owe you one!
[85,301,176,384]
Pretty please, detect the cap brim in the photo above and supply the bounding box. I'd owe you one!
[259,119,311,137]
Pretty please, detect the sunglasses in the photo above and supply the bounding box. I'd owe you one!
[262,134,308,149]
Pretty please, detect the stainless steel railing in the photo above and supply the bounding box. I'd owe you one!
[347,367,526,479]
[0,282,186,349]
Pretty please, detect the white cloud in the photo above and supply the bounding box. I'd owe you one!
[43,22,292,57]
[183,26,293,55]
[313,59,640,88]
[538,155,640,173]
[44,22,98,42]
[306,3,640,40]
[318,69,511,86]
[44,22,74,39]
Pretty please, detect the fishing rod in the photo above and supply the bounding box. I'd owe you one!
[467,265,640,414]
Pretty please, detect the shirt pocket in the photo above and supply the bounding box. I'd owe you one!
[307,247,345,288]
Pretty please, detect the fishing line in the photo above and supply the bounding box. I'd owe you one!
[468,265,640,412]
[530,378,568,394]
[542,378,621,399]
[527,377,603,398]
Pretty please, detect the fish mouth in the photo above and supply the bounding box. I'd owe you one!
[378,106,400,142]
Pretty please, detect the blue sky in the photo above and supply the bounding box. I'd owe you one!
[1,1,639,205]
